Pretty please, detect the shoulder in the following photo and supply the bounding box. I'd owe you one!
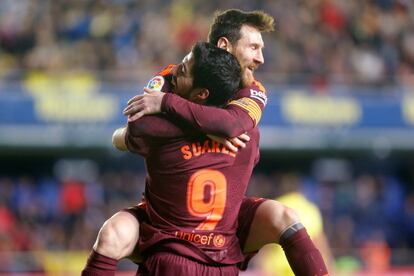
[277,193,323,236]
[146,64,176,92]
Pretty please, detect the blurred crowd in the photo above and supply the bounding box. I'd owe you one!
[1,157,414,273]
[1,0,414,274]
[1,0,414,88]
[0,159,147,272]
[247,159,414,273]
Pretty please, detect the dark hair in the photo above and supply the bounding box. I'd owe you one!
[208,9,275,46]
[191,42,241,107]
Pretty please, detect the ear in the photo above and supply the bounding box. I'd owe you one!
[217,37,232,52]
[190,88,209,103]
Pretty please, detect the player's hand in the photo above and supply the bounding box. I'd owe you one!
[123,88,165,122]
[207,133,250,153]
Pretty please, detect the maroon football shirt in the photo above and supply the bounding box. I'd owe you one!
[160,78,267,138]
[125,66,265,265]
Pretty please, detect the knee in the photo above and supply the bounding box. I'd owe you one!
[280,205,300,227]
[94,212,139,259]
[266,200,300,235]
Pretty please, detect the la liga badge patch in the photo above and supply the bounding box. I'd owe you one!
[146,76,165,91]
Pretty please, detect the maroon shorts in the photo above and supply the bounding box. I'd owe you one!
[122,202,148,223]
[136,251,239,276]
[236,197,267,270]
[122,202,148,263]
[124,197,267,269]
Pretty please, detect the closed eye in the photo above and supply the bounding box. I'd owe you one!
[251,43,263,50]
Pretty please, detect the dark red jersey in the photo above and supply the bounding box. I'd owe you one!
[125,66,262,265]
[160,78,267,138]
[148,63,268,138]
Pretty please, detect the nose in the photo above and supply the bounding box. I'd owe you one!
[255,50,264,65]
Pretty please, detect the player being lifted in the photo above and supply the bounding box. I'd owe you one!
[83,42,245,275]
[117,42,258,275]
[83,9,329,276]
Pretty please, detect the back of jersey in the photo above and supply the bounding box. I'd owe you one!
[126,66,261,265]
[128,124,259,265]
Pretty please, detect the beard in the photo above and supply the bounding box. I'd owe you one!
[241,66,255,87]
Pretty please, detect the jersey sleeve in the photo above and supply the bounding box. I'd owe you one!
[125,114,191,156]
[127,114,195,139]
[161,80,267,138]
[125,128,149,156]
[126,64,184,155]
